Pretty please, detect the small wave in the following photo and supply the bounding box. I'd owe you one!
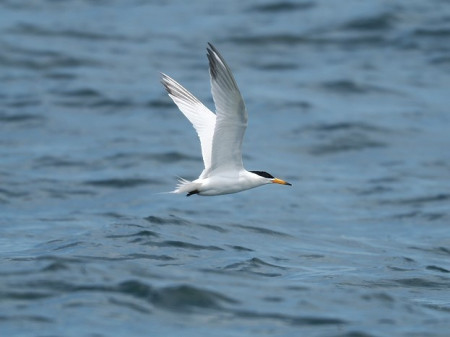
[84,178,159,188]
[106,230,159,239]
[249,2,315,13]
[230,309,346,326]
[0,51,99,70]
[227,245,254,252]
[223,257,287,277]
[413,27,450,38]
[0,112,44,123]
[34,155,86,168]
[117,280,237,312]
[426,265,449,273]
[308,122,388,133]
[254,62,298,71]
[0,315,53,323]
[341,12,396,31]
[9,23,139,42]
[309,134,386,155]
[233,224,292,237]
[395,278,449,289]
[144,215,191,225]
[319,80,398,95]
[383,194,450,206]
[154,240,223,251]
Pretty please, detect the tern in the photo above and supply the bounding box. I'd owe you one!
[161,43,291,196]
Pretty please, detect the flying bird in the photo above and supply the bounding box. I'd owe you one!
[161,43,291,196]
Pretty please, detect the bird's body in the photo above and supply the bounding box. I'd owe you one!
[161,43,291,196]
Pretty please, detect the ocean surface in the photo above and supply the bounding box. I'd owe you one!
[1,1,450,336]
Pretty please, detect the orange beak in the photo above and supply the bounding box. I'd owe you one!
[272,178,292,186]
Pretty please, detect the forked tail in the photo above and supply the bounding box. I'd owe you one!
[171,177,202,196]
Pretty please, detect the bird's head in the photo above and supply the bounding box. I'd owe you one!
[250,171,292,186]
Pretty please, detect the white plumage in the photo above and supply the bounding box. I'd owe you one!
[161,43,291,196]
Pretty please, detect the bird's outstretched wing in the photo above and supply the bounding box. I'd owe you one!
[161,73,216,175]
[207,43,248,175]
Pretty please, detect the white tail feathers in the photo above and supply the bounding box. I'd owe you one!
[171,177,202,195]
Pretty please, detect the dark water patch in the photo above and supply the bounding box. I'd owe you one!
[110,152,200,165]
[341,12,396,31]
[430,55,450,65]
[307,122,388,133]
[0,187,29,199]
[84,177,158,188]
[153,151,201,163]
[228,34,386,47]
[152,284,238,312]
[5,99,41,108]
[42,187,96,199]
[368,175,399,184]
[56,88,102,98]
[11,255,85,264]
[225,257,287,270]
[233,224,292,238]
[41,261,69,272]
[410,246,450,257]
[0,53,99,70]
[228,35,310,46]
[145,99,174,108]
[426,265,449,273]
[232,310,346,326]
[9,23,140,42]
[422,303,450,313]
[394,278,449,289]
[79,253,175,262]
[436,247,450,255]
[352,185,393,196]
[34,155,86,168]
[0,291,53,300]
[0,112,45,123]
[44,72,77,80]
[331,332,376,337]
[53,241,84,251]
[319,80,395,95]
[249,1,314,12]
[383,194,450,206]
[153,240,223,251]
[263,296,283,302]
[126,253,174,261]
[223,257,286,277]
[254,62,299,71]
[309,134,386,155]
[198,223,228,233]
[361,292,394,303]
[106,230,159,239]
[404,194,450,204]
[144,215,191,226]
[228,245,254,252]
[55,96,135,109]
[117,280,237,312]
[101,212,131,219]
[116,280,154,298]
[0,315,53,323]
[413,27,450,38]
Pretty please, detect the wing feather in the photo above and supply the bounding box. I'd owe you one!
[161,73,216,174]
[206,43,248,175]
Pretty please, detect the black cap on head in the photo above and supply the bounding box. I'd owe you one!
[250,171,274,179]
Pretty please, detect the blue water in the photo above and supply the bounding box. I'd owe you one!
[1,1,450,336]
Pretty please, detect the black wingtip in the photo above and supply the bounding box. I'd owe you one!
[160,73,172,95]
